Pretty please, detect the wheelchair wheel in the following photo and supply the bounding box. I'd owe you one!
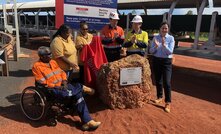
[20,86,47,121]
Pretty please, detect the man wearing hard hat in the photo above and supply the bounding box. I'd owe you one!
[101,11,125,62]
[123,15,148,56]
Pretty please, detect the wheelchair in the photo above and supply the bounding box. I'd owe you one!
[20,84,76,126]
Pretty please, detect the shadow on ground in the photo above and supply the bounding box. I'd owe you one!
[149,57,221,105]
[0,93,108,129]
[171,66,221,105]
[8,69,33,77]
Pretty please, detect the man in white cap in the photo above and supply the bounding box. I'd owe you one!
[123,15,148,56]
[101,11,125,62]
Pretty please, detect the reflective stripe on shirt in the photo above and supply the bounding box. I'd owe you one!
[45,70,62,79]
[76,97,84,105]
[37,77,46,83]
[53,78,62,84]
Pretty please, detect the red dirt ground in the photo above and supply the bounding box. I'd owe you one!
[0,41,221,134]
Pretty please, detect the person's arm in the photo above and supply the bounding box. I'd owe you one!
[161,36,175,55]
[101,27,113,45]
[53,60,68,90]
[115,36,124,44]
[53,60,67,81]
[135,32,148,48]
[122,41,133,47]
[51,39,79,71]
[122,32,133,48]
[32,64,47,86]
[75,36,83,50]
[58,56,79,71]
[136,41,147,48]
[101,38,113,45]
[149,37,159,54]
[115,28,125,44]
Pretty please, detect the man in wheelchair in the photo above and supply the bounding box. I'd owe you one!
[32,46,101,131]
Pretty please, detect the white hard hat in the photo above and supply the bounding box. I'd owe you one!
[131,15,143,23]
[109,11,120,20]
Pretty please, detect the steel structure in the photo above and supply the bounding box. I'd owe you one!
[0,0,220,51]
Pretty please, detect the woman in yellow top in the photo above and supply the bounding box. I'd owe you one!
[75,21,93,84]
[123,15,148,56]
[50,24,79,81]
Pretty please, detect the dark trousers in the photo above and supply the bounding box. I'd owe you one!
[66,70,80,83]
[152,56,172,103]
[104,47,121,62]
[52,83,92,123]
[79,65,84,84]
[127,51,145,57]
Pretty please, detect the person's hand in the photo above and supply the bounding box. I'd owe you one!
[131,35,137,44]
[61,80,68,90]
[154,38,159,48]
[78,44,87,50]
[113,32,119,40]
[162,37,166,47]
[120,47,127,57]
[70,63,80,71]
[79,44,84,49]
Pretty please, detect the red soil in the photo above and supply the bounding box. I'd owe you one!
[0,41,220,134]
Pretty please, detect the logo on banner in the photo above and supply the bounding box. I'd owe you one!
[76,7,89,15]
[0,50,6,64]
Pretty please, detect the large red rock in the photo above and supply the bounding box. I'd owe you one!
[96,54,153,109]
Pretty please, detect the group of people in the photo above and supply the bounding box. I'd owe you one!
[101,12,149,61]
[100,12,175,113]
[33,22,102,131]
[32,11,175,131]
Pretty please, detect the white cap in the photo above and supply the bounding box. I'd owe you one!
[131,15,143,23]
[109,11,120,20]
[38,46,51,56]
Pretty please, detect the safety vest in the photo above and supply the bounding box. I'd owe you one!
[32,60,67,88]
[101,25,124,48]
[125,30,148,53]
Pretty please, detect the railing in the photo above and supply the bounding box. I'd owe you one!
[0,31,16,76]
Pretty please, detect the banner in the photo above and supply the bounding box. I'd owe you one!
[56,0,117,30]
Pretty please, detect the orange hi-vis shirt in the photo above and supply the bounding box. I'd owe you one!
[32,60,67,88]
[101,25,124,48]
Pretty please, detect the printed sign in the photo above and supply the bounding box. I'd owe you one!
[56,0,117,30]
[120,67,142,86]
[0,50,5,64]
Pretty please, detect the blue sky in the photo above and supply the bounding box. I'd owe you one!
[1,0,221,15]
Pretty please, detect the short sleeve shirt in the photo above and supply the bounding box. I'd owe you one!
[50,35,78,71]
[75,33,93,65]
